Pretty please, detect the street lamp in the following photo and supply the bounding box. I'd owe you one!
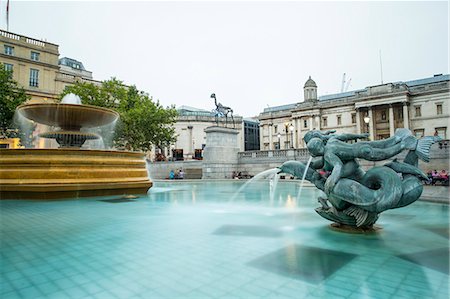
[277,133,281,150]
[363,115,370,134]
[289,124,294,148]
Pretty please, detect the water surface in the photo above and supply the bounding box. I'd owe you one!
[1,181,448,299]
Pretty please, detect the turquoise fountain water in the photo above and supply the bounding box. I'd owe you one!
[1,180,448,299]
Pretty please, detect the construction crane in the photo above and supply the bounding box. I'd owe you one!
[341,73,352,92]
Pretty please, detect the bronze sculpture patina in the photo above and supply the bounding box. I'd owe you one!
[211,93,235,128]
[279,129,440,230]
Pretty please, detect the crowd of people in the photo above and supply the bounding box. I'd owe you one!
[427,169,449,186]
[169,169,184,180]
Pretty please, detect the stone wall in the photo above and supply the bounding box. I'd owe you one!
[202,127,240,179]
[148,160,203,179]
[148,142,449,179]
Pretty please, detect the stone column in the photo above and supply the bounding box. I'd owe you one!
[403,103,409,129]
[368,107,375,140]
[259,124,264,150]
[202,126,239,179]
[356,108,361,134]
[268,124,273,150]
[309,116,313,131]
[388,105,395,137]
[188,125,193,157]
[314,115,321,130]
[293,118,298,148]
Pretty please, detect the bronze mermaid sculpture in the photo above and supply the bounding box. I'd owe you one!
[278,129,440,228]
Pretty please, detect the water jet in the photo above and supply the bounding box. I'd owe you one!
[0,94,152,199]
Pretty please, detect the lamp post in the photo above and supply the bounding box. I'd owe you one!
[289,124,294,148]
[277,133,281,150]
[363,115,370,136]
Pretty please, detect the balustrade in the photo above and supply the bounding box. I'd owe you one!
[238,148,310,160]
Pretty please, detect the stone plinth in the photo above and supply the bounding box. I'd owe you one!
[202,126,239,179]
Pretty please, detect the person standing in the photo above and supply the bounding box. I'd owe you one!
[178,169,185,179]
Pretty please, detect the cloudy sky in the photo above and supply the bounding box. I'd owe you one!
[5,1,449,117]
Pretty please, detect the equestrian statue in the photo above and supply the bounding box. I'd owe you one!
[210,93,235,128]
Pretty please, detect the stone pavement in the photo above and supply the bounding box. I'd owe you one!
[420,185,449,204]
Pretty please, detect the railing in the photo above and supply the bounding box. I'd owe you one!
[0,29,57,50]
[238,148,310,161]
[25,38,45,47]
[0,30,20,41]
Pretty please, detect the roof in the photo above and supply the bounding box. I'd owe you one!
[59,57,86,71]
[318,89,364,101]
[304,76,317,88]
[177,105,215,117]
[263,103,298,113]
[261,74,449,114]
[319,74,449,102]
[404,74,449,87]
[177,105,210,113]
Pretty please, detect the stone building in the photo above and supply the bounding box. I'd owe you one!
[0,30,98,103]
[160,106,243,161]
[259,74,449,150]
[0,30,101,148]
[243,118,260,151]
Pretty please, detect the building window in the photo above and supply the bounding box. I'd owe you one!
[414,129,424,138]
[437,104,443,115]
[415,106,421,117]
[29,69,39,87]
[351,113,356,124]
[304,120,308,128]
[4,63,13,73]
[435,127,447,139]
[337,115,342,126]
[381,111,387,121]
[31,51,40,61]
[322,117,328,127]
[4,45,14,55]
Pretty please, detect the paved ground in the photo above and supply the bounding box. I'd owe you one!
[420,185,449,204]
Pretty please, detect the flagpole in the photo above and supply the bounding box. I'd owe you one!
[7,0,10,32]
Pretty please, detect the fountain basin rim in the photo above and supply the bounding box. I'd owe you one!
[17,102,120,115]
[0,148,147,156]
[17,103,119,128]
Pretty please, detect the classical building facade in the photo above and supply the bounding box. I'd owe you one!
[259,74,449,150]
[0,30,99,103]
[158,106,244,161]
[0,30,100,148]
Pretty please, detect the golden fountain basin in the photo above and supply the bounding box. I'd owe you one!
[0,149,152,200]
[17,103,119,129]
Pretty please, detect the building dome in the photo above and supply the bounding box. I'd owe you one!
[304,76,317,88]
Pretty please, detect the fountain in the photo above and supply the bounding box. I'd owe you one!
[278,129,440,232]
[0,94,152,199]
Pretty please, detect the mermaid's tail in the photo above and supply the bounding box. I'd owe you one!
[329,166,403,213]
[415,136,441,162]
[384,159,428,180]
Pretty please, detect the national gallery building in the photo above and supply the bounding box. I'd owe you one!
[258,74,449,150]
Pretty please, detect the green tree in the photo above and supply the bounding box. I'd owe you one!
[0,64,31,143]
[61,78,178,152]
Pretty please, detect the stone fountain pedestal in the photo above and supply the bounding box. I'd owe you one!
[202,126,239,179]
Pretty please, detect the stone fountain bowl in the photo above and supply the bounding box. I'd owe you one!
[17,103,119,129]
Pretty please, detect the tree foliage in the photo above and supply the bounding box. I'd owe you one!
[0,64,30,141]
[61,78,178,152]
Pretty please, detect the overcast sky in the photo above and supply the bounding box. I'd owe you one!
[5,1,449,117]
